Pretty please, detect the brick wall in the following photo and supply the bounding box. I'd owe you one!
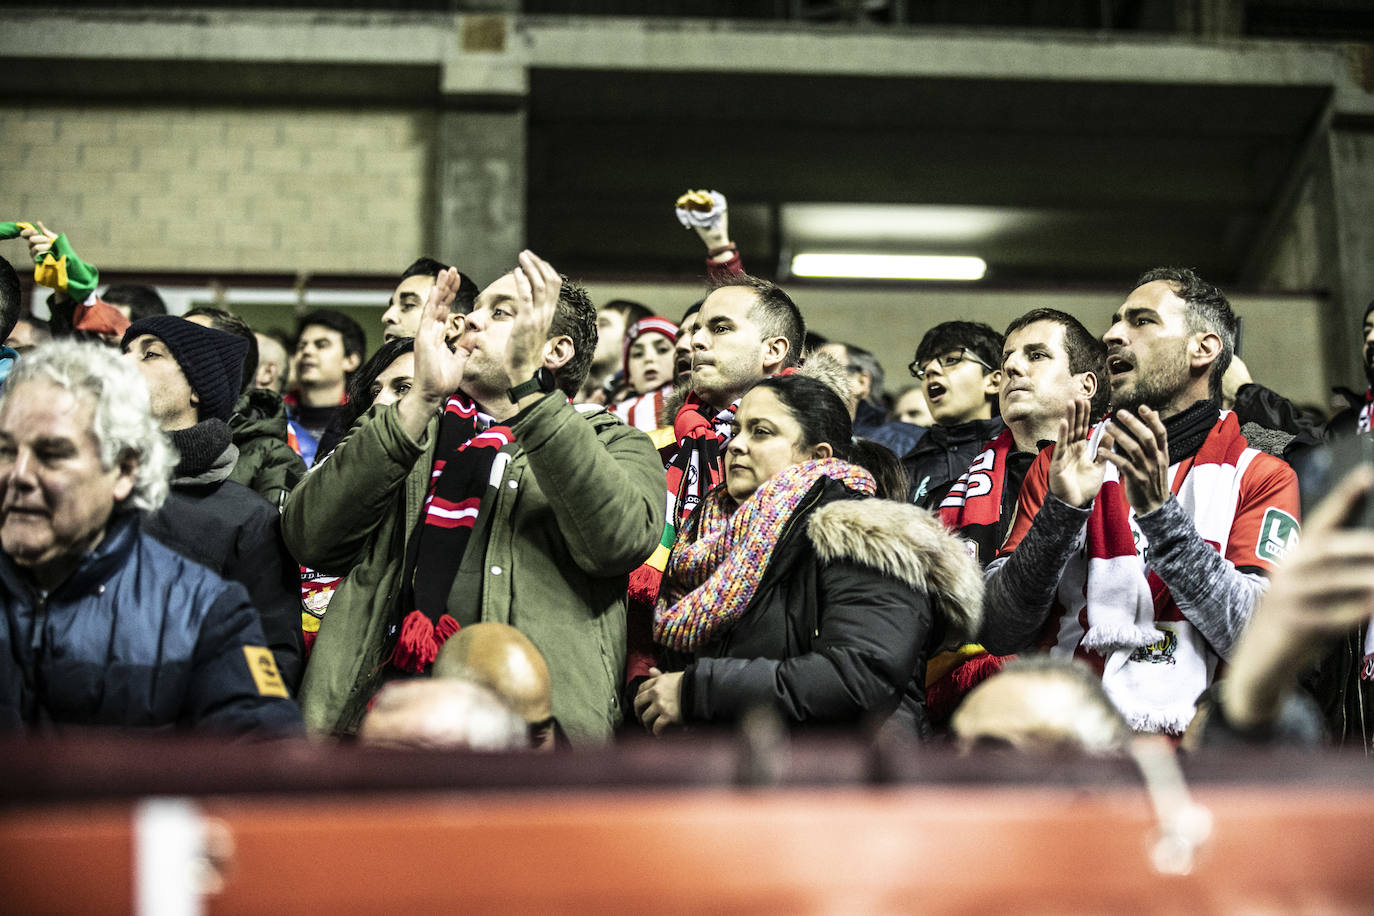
[1,104,433,275]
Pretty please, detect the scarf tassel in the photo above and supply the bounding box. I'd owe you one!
[390,610,461,674]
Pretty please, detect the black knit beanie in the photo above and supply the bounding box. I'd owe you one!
[122,316,249,423]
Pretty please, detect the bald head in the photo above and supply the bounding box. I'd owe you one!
[358,679,527,752]
[951,658,1130,755]
[433,623,554,746]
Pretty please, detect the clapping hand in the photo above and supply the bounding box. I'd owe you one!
[503,250,563,401]
[1048,397,1108,508]
[1100,406,1171,515]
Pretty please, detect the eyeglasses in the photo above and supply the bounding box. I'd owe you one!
[909,347,995,380]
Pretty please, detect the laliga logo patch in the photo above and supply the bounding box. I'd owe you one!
[1257,508,1300,562]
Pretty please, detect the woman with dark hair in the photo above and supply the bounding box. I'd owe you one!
[314,338,415,460]
[299,337,415,653]
[634,374,983,738]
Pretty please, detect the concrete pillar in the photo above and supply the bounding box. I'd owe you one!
[1326,126,1374,391]
[433,108,526,288]
[432,13,528,288]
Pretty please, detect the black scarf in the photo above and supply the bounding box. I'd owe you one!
[169,419,233,478]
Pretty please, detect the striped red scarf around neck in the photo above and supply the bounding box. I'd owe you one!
[938,427,1016,529]
[393,394,515,673]
[654,458,876,653]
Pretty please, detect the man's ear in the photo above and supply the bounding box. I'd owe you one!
[1190,331,1222,372]
[1077,370,1098,402]
[112,452,139,503]
[810,441,833,461]
[543,334,575,372]
[344,351,362,373]
[981,369,1003,397]
[761,336,789,375]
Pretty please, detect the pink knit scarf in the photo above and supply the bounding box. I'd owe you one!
[653,458,876,652]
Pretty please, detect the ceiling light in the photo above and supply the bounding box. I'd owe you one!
[790,253,987,281]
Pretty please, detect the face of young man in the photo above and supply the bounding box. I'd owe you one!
[254,332,289,393]
[893,388,933,427]
[294,324,359,392]
[1000,320,1093,443]
[692,287,777,409]
[593,309,627,374]
[382,274,434,343]
[122,334,200,431]
[917,348,999,427]
[459,272,526,402]
[674,311,700,387]
[0,381,136,582]
[1103,280,1195,415]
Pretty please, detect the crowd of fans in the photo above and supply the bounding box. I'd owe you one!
[0,188,1370,758]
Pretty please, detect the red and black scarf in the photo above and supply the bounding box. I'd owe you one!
[394,394,514,673]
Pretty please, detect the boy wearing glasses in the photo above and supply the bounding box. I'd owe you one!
[900,321,1005,506]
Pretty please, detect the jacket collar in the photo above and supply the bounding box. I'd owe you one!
[0,511,140,600]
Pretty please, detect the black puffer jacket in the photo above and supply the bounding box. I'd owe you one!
[679,480,983,738]
[228,388,307,509]
[0,513,302,733]
[144,422,304,693]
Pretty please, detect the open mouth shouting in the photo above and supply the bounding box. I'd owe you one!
[1106,352,1135,382]
[924,379,947,405]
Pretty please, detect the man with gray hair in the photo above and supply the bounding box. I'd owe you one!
[0,340,302,732]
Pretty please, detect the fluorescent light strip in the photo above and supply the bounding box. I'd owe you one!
[791,253,987,281]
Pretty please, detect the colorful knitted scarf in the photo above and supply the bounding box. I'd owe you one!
[653,458,876,653]
[393,394,514,673]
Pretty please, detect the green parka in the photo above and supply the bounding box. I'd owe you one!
[282,392,665,744]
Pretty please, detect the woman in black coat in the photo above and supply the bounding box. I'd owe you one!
[634,375,983,738]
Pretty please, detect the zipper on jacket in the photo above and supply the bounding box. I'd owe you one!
[28,589,49,652]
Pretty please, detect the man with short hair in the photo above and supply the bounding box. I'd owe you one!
[579,299,653,403]
[900,321,1005,506]
[0,341,301,732]
[667,274,804,524]
[937,309,1107,566]
[287,308,366,465]
[254,331,290,394]
[185,307,306,509]
[123,316,304,691]
[284,253,664,744]
[382,257,478,344]
[982,268,1300,734]
[816,339,924,457]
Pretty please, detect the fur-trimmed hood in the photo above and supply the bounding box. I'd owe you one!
[806,498,983,649]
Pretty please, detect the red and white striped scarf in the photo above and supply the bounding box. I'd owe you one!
[938,428,1016,529]
[1059,412,1256,733]
[613,384,671,432]
[393,394,514,673]
[1358,387,1372,435]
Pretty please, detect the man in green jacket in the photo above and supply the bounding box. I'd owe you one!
[283,252,664,745]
